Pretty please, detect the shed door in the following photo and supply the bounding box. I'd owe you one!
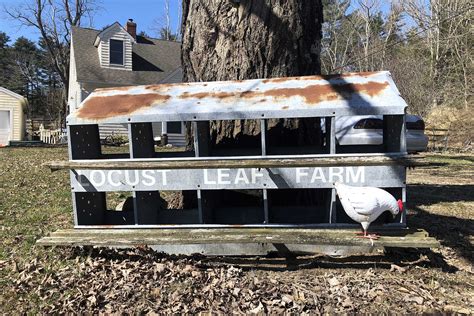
[0,110,11,146]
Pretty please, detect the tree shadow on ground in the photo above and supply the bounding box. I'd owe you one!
[409,184,474,206]
[64,245,456,273]
[407,184,473,267]
[196,248,457,273]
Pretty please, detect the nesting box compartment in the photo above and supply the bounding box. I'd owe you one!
[64,71,409,229]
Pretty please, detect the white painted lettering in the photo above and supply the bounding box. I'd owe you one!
[310,168,327,183]
[329,167,344,182]
[203,169,216,185]
[157,170,170,185]
[251,168,263,183]
[346,167,365,183]
[218,168,231,184]
[296,168,309,183]
[108,170,122,187]
[234,168,249,184]
[90,170,106,187]
[142,170,156,187]
[124,170,140,186]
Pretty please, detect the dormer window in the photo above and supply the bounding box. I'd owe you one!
[94,22,134,70]
[109,39,124,65]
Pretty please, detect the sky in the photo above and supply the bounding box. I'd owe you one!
[0,0,406,44]
[0,0,182,43]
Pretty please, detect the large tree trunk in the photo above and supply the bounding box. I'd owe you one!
[182,0,322,80]
[176,0,324,211]
[181,0,324,150]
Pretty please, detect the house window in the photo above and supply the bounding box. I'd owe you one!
[167,122,182,134]
[109,39,124,65]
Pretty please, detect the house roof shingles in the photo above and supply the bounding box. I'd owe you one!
[71,26,181,85]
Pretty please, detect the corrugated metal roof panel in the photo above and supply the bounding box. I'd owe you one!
[67,71,407,125]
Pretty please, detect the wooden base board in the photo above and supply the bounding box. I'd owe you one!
[37,228,439,255]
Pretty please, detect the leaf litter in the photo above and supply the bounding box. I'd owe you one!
[0,148,473,314]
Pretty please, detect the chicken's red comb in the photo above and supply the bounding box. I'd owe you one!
[397,199,404,212]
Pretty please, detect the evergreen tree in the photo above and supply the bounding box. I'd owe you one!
[0,32,13,89]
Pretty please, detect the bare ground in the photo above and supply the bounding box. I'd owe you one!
[0,147,472,314]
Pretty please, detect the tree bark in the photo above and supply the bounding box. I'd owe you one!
[179,0,324,212]
[181,0,324,150]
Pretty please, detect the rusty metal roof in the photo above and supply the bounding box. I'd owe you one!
[67,71,407,125]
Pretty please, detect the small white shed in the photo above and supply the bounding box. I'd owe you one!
[0,87,26,146]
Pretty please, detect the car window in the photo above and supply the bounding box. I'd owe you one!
[354,118,383,129]
[406,120,425,130]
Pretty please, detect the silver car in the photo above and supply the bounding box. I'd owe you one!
[330,115,428,153]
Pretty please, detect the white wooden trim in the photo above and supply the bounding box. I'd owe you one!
[0,109,13,145]
[161,121,168,134]
[9,109,13,141]
[94,22,135,46]
[0,87,25,101]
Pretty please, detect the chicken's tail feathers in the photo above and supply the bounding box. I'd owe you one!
[334,182,350,198]
[333,182,357,215]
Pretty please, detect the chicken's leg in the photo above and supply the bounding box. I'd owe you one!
[356,229,379,240]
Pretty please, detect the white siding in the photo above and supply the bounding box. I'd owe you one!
[0,91,25,142]
[98,25,133,71]
[68,24,185,146]
[68,38,82,113]
[98,122,185,147]
[99,123,128,139]
[167,134,186,147]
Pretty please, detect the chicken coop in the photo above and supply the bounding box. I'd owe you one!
[39,71,439,255]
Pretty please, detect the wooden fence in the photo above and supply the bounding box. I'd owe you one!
[39,124,66,144]
[26,118,59,138]
[426,128,449,151]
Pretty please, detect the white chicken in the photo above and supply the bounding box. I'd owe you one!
[334,182,404,239]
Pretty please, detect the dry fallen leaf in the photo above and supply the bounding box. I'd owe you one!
[154,263,166,273]
[328,277,340,287]
[249,301,265,314]
[405,295,424,305]
[390,264,408,273]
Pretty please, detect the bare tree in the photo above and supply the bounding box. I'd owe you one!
[5,0,99,123]
[327,0,394,73]
[321,0,358,73]
[353,0,381,71]
[175,1,182,40]
[402,0,473,107]
[152,0,181,41]
[163,0,171,40]
[379,2,403,69]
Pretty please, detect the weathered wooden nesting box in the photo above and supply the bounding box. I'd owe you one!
[40,71,439,254]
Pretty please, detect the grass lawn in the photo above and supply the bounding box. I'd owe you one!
[0,147,472,313]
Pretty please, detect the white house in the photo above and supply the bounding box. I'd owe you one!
[68,20,185,146]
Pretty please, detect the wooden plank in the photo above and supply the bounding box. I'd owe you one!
[37,228,439,249]
[45,154,439,171]
[49,227,430,235]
